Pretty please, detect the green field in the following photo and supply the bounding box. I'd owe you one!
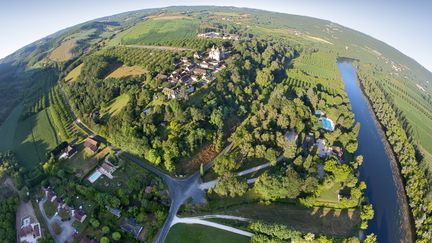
[166,224,250,243]
[115,18,199,45]
[65,63,83,82]
[100,94,130,120]
[0,107,60,168]
[0,104,23,151]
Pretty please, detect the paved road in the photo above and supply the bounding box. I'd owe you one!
[60,89,248,243]
[172,215,253,237]
[199,155,284,190]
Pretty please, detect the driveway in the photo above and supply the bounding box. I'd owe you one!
[172,215,253,237]
[38,197,76,243]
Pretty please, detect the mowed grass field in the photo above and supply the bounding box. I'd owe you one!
[114,18,199,45]
[105,65,146,79]
[165,224,250,243]
[49,39,77,62]
[211,203,359,237]
[100,94,130,120]
[0,107,60,168]
[65,63,83,82]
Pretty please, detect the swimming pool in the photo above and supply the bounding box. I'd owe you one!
[321,117,335,131]
[88,170,102,183]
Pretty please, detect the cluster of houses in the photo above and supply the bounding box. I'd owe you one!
[19,216,41,243]
[197,31,240,40]
[160,45,227,100]
[44,187,87,223]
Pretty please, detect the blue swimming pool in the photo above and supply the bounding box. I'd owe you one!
[88,170,102,183]
[321,118,335,131]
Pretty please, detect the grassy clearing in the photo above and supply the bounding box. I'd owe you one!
[100,94,130,119]
[49,39,77,62]
[105,65,146,79]
[166,223,250,243]
[44,200,57,218]
[0,104,23,151]
[119,18,199,45]
[13,109,60,168]
[64,63,83,82]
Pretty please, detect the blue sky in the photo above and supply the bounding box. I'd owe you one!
[0,0,431,71]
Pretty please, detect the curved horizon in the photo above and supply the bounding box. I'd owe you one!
[0,1,431,73]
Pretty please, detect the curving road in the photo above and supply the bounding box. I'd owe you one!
[60,87,259,242]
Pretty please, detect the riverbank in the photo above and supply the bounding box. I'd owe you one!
[354,68,415,242]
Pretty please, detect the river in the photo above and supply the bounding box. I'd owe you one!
[337,61,409,243]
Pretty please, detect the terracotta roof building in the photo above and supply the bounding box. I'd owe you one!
[84,137,99,153]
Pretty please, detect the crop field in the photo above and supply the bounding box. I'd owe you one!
[64,63,83,82]
[117,18,200,45]
[166,223,250,243]
[105,65,146,79]
[13,109,60,168]
[100,47,184,72]
[148,15,193,20]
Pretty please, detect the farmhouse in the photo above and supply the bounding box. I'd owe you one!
[19,216,41,243]
[162,88,178,99]
[84,137,99,153]
[121,218,144,239]
[72,208,87,223]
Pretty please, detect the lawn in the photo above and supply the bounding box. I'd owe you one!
[12,109,60,168]
[165,223,250,243]
[52,222,62,235]
[64,63,83,82]
[44,200,57,218]
[100,94,130,120]
[119,18,199,45]
[315,183,341,205]
[61,143,109,179]
[105,65,146,79]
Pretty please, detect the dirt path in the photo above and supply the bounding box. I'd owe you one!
[122,45,193,52]
[172,215,253,237]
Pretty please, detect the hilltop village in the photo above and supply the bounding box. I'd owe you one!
[161,45,228,99]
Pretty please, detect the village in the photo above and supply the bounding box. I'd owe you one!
[159,44,228,100]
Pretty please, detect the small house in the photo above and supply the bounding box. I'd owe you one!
[106,206,121,218]
[19,217,41,243]
[156,73,168,82]
[84,137,99,153]
[121,218,143,239]
[72,209,87,223]
[162,88,178,99]
[98,161,117,179]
